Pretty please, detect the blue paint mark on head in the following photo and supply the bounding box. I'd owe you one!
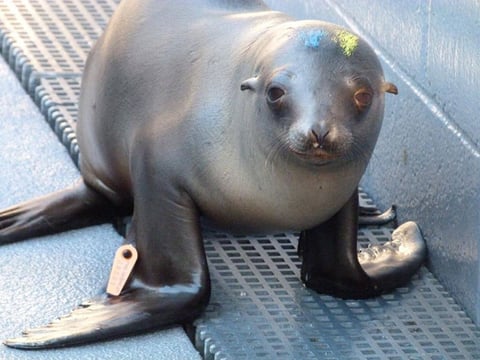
[301,30,328,49]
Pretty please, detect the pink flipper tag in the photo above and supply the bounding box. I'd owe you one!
[107,244,138,296]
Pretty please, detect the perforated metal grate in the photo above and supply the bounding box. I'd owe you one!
[0,1,479,359]
[0,0,117,75]
[197,227,480,359]
[34,77,81,162]
[0,0,119,164]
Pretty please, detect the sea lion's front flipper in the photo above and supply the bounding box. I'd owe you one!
[300,189,426,299]
[4,288,201,349]
[357,221,425,292]
[5,146,210,349]
[4,292,151,349]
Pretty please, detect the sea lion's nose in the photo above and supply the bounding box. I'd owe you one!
[308,126,330,149]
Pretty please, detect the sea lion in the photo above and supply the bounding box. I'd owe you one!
[1,0,426,349]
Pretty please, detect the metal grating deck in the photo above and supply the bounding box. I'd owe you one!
[0,1,479,359]
[198,227,480,359]
[0,0,118,164]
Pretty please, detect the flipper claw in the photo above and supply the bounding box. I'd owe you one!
[359,205,397,226]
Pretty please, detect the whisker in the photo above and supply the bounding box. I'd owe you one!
[264,130,291,173]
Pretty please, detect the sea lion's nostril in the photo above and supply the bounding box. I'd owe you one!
[309,129,330,149]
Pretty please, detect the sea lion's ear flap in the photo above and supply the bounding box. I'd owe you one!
[240,77,259,92]
[383,82,398,95]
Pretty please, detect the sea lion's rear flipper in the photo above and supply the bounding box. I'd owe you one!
[3,288,203,349]
[300,189,426,299]
[0,180,114,244]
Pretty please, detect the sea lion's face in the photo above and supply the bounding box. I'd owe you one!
[242,23,397,168]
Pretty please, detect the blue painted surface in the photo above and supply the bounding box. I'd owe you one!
[301,29,327,48]
[265,0,480,324]
[0,57,201,359]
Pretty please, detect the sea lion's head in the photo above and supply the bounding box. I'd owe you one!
[241,21,397,168]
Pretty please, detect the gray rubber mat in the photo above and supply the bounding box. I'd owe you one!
[0,1,479,359]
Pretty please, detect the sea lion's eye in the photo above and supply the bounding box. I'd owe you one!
[267,86,285,103]
[354,88,373,112]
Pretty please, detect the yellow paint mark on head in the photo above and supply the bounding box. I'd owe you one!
[333,30,359,57]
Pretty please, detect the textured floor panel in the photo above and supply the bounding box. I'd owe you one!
[0,0,117,164]
[0,0,117,75]
[196,228,480,360]
[0,1,479,359]
[34,77,80,162]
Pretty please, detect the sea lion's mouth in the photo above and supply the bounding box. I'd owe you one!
[286,133,344,165]
[289,147,341,166]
